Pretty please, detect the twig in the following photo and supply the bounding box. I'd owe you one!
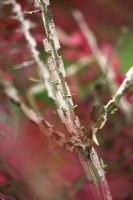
[24,10,41,14]
[13,60,34,69]
[9,0,54,100]
[36,0,85,140]
[92,67,133,144]
[0,73,72,149]
[72,9,132,117]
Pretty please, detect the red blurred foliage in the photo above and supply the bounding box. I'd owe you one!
[64,31,91,60]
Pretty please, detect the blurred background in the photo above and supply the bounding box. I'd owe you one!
[0,0,133,199]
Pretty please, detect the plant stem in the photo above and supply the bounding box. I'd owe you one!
[92,67,133,144]
[35,1,112,199]
[10,0,54,100]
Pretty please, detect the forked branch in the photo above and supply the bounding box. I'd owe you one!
[34,1,112,199]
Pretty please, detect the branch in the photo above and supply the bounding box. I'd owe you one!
[79,147,112,200]
[9,0,54,100]
[72,9,132,117]
[34,1,112,199]
[92,67,133,144]
[0,73,74,149]
[36,0,85,142]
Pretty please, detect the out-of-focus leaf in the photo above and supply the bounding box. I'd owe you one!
[118,32,133,72]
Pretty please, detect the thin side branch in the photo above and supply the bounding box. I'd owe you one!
[0,73,73,149]
[9,0,54,100]
[92,67,133,144]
